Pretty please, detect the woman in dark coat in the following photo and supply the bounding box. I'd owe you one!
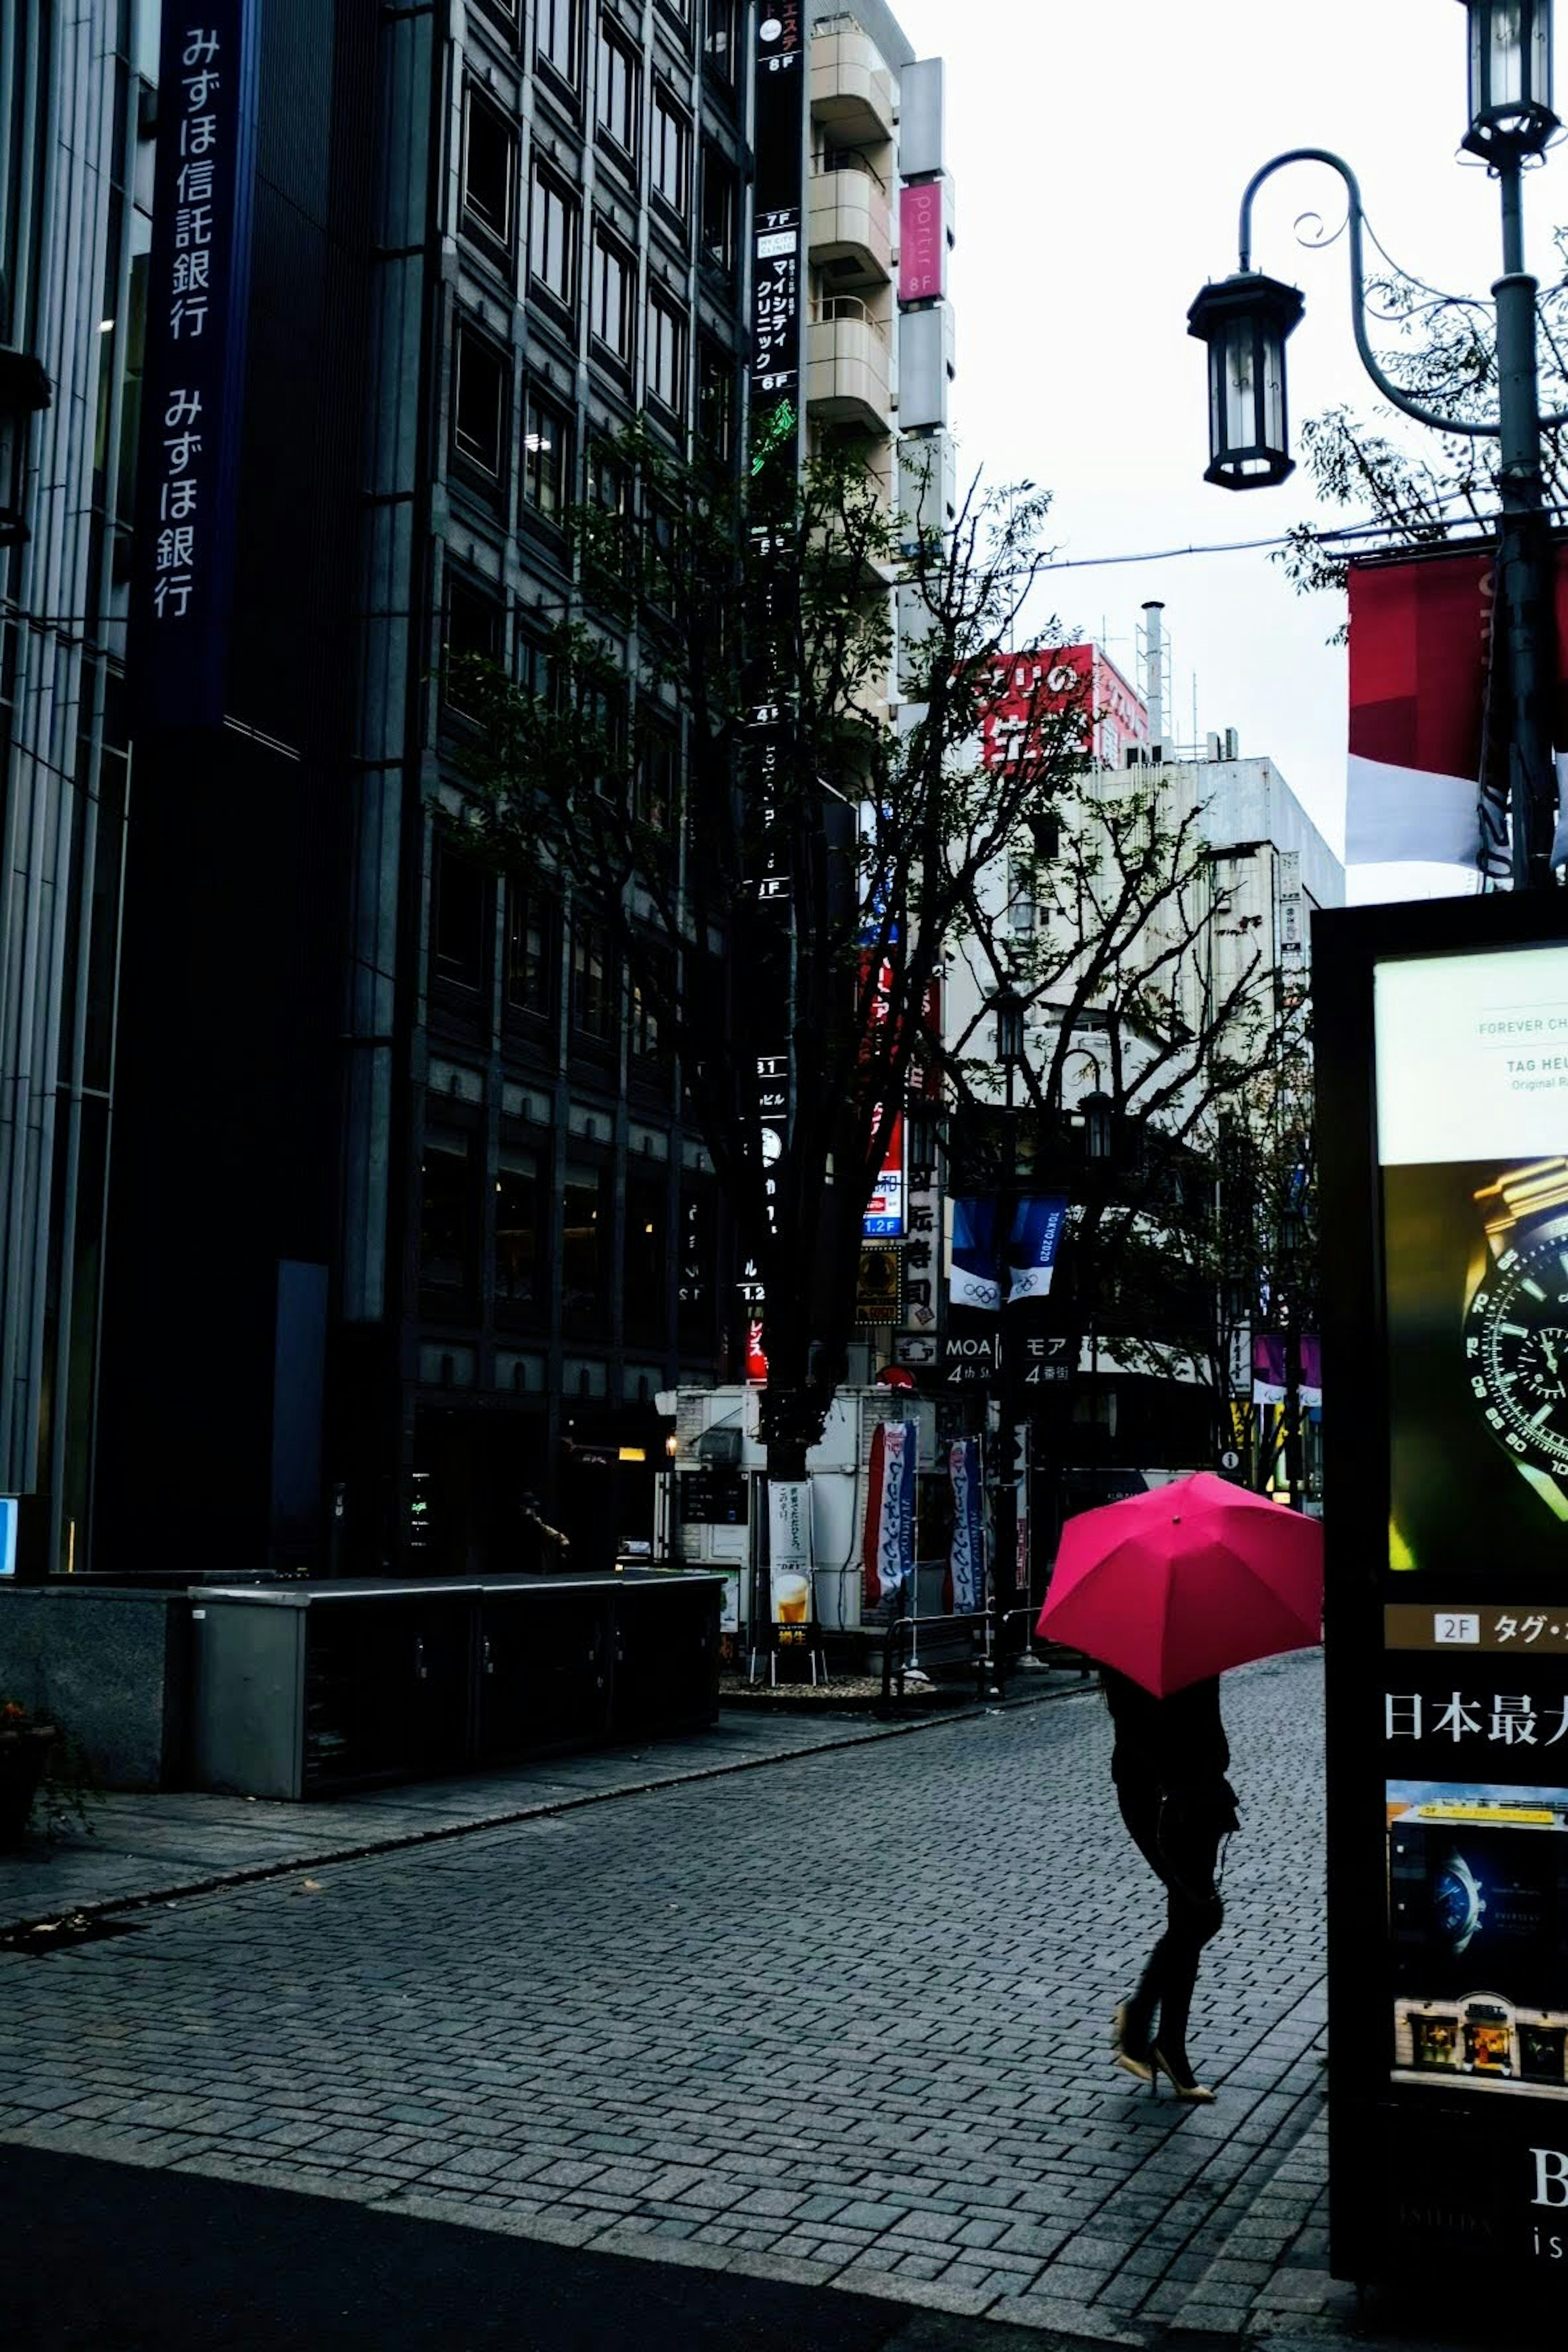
[1104,1667,1239,2101]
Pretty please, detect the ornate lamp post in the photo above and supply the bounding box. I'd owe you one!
[1187,0,1565,891]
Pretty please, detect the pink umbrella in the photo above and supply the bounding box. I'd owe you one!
[1036,1471,1323,1696]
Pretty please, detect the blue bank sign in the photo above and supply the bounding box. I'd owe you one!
[129,4,261,734]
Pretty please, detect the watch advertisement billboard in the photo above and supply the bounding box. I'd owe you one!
[1376,944,1568,1578]
[1323,909,1568,2289]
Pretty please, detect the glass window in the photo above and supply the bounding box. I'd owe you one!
[647,292,687,416]
[625,1171,668,1335]
[635,730,677,837]
[571,916,614,1040]
[590,229,634,363]
[537,0,582,82]
[522,388,570,518]
[433,846,488,991]
[588,441,627,514]
[703,0,738,81]
[628,948,674,1070]
[517,630,556,706]
[595,21,640,156]
[495,1149,542,1305]
[420,1133,473,1290]
[453,325,508,476]
[699,146,737,275]
[443,576,503,719]
[562,1163,608,1321]
[697,343,735,463]
[530,167,579,305]
[462,88,515,249]
[651,91,690,214]
[506,882,554,1017]
[580,681,627,796]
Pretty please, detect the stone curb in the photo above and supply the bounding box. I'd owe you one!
[0,1679,1092,1942]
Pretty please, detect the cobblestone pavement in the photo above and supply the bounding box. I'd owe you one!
[1,1656,1334,2344]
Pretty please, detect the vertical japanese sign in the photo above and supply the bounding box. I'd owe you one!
[948,1438,985,1613]
[862,1421,916,1608]
[129,5,262,734]
[1319,899,1568,2290]
[741,6,806,1376]
[768,1478,813,1633]
[898,181,947,305]
[749,3,805,481]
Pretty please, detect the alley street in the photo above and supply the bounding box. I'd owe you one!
[2,1659,1342,2346]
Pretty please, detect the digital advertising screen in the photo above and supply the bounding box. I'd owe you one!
[1375,944,1568,1578]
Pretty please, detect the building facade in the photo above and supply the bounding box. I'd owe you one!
[9,6,955,1583]
[0,2,154,1577]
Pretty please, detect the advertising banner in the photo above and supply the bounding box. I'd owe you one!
[1005,1195,1068,1304]
[864,1111,905,1238]
[768,1479,813,1630]
[950,1196,1002,1312]
[1251,1334,1321,1408]
[948,1438,985,1612]
[129,3,262,734]
[1376,942,1568,1577]
[1344,543,1568,869]
[862,1421,917,1607]
[1318,897,1568,2289]
[898,181,947,304]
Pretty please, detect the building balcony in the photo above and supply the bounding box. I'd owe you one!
[809,152,892,290]
[811,16,896,147]
[806,297,892,434]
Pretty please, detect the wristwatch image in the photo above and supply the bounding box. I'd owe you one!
[1463,1158,1568,1522]
[1432,1848,1486,1960]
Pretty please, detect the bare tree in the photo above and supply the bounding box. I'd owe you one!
[457,432,1090,1481]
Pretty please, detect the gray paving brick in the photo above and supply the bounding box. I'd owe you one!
[0,1657,1332,2342]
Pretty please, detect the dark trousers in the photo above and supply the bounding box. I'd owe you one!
[1118,1777,1225,2058]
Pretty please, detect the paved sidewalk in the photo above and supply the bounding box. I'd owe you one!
[0,1672,1084,1937]
[13,1649,1532,2351]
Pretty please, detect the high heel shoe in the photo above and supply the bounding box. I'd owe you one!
[1111,2002,1153,2083]
[1148,2044,1215,2103]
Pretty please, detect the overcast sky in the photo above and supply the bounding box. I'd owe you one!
[886,0,1563,901]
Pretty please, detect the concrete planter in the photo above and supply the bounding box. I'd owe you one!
[0,1725,56,1848]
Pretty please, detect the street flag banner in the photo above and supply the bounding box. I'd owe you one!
[862,1420,917,1606]
[1345,544,1568,869]
[1252,1333,1322,1409]
[1252,1334,1287,1408]
[1005,1195,1069,1303]
[948,1439,985,1613]
[950,1196,1002,1312]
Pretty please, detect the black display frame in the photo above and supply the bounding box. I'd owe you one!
[1318,888,1568,2287]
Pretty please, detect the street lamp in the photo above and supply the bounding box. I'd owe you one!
[1187,0,1567,890]
[1187,272,1305,489]
[1081,1090,1114,1165]
[1462,0,1558,161]
[992,985,1025,1100]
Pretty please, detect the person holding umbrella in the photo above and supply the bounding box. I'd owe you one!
[1036,1472,1324,2105]
[1102,1665,1237,2100]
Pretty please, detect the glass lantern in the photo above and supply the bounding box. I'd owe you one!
[1187,271,1305,491]
[1461,0,1558,161]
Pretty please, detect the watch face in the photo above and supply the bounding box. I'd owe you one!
[1464,1214,1568,1477]
[1433,1851,1485,1955]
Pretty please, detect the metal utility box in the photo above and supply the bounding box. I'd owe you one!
[189,1571,723,1799]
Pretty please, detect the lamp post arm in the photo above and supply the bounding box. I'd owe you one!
[1239,148,1498,441]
